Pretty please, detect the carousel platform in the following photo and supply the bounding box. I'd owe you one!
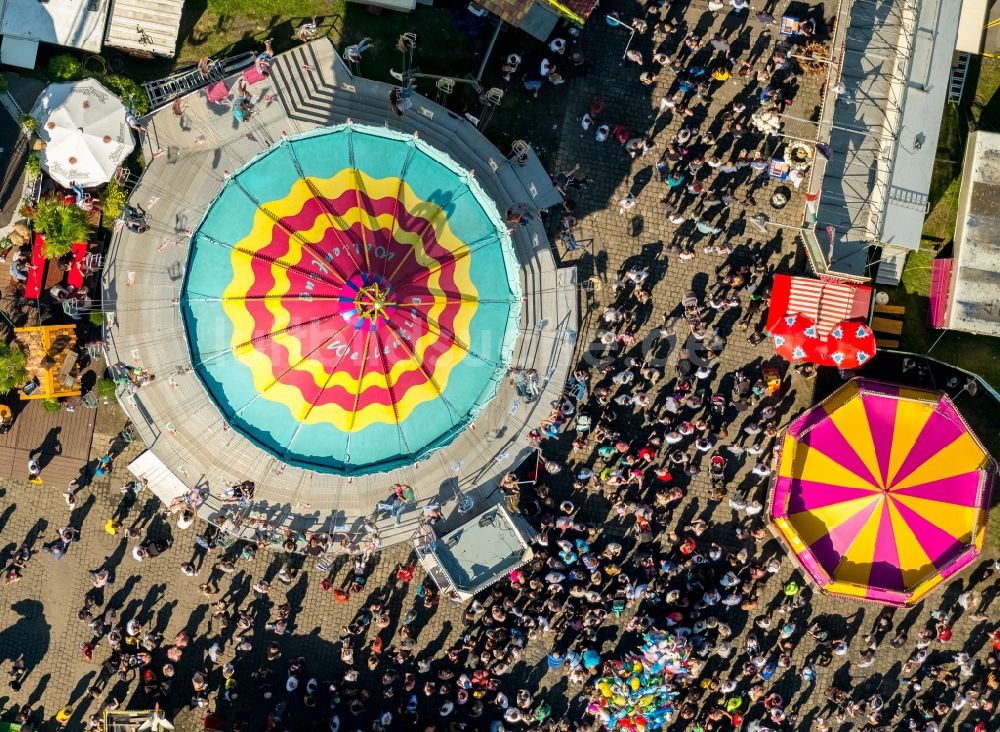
[104,39,577,546]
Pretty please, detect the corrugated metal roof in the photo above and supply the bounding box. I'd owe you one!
[818,0,959,277]
[945,130,1000,339]
[105,0,183,57]
[0,0,109,54]
[476,0,597,33]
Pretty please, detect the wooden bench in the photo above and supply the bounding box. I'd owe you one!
[876,337,900,348]
[874,303,906,316]
[871,316,904,336]
[58,351,79,388]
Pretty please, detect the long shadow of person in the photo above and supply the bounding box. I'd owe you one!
[0,505,16,534]
[0,600,50,680]
[105,575,141,614]
[37,427,62,470]
[64,670,96,724]
[129,497,162,532]
[153,600,178,636]
[96,538,129,579]
[420,620,453,659]
[25,672,51,708]
[283,572,309,633]
[69,494,97,532]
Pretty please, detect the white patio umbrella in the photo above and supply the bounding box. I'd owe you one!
[30,78,136,188]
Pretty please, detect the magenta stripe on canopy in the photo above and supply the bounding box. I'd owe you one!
[861,394,896,486]
[891,472,983,507]
[788,403,830,438]
[890,406,964,487]
[891,499,966,567]
[800,415,880,487]
[938,548,979,581]
[804,499,880,576]
[787,480,879,513]
[771,477,792,519]
[868,502,904,591]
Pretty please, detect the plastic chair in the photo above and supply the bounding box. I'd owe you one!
[120,422,138,445]
[85,339,106,360]
[205,81,230,106]
[82,252,103,273]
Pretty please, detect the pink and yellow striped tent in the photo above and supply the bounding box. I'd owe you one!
[769,379,995,607]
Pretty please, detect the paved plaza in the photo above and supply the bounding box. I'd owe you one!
[0,1,997,731]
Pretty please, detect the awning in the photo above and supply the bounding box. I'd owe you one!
[128,449,189,504]
[767,274,872,338]
[929,258,953,329]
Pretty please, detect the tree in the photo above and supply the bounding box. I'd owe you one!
[0,342,28,394]
[33,198,92,259]
[100,178,127,220]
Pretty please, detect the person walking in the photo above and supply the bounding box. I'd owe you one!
[27,451,43,484]
[55,703,73,727]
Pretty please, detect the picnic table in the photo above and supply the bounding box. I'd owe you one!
[67,242,88,289]
[23,234,46,299]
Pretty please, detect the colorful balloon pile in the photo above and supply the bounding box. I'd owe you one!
[589,630,695,730]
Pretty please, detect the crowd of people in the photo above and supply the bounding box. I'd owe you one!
[4,2,1000,731]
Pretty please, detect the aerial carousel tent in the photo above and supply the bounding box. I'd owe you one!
[180,124,521,477]
[769,378,995,606]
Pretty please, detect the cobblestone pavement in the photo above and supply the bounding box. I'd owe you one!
[0,2,997,731]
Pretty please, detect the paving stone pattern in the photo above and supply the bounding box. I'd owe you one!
[0,2,995,731]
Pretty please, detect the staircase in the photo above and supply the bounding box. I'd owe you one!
[268,43,343,128]
[874,248,909,286]
[948,52,971,104]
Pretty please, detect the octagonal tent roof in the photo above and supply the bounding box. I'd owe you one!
[769,378,995,606]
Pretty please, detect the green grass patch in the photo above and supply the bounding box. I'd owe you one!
[919,56,1000,249]
[920,103,965,248]
[174,0,476,73]
[921,174,961,245]
[176,0,339,65]
[900,55,1000,398]
[970,55,1000,129]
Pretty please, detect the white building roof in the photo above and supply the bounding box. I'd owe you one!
[817,0,961,277]
[878,0,962,252]
[944,130,1000,338]
[956,0,988,54]
[105,0,183,57]
[0,0,109,55]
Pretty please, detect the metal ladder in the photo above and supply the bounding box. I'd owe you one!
[948,52,971,104]
[141,52,256,110]
[142,61,224,109]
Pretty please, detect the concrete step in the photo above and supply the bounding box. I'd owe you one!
[874,249,908,286]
